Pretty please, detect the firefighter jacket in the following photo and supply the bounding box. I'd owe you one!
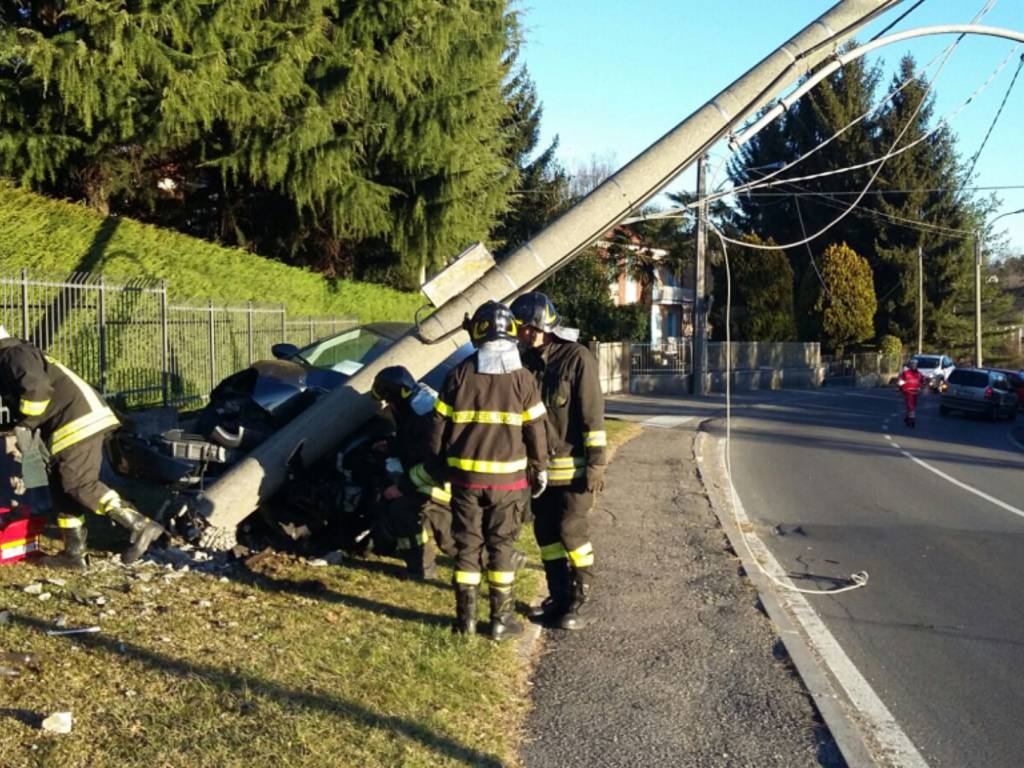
[522,338,606,486]
[0,337,120,455]
[393,384,451,506]
[424,353,547,490]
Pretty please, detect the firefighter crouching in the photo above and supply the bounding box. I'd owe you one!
[511,292,605,631]
[368,366,457,579]
[0,326,165,571]
[422,302,547,640]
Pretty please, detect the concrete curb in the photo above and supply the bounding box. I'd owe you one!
[693,425,878,768]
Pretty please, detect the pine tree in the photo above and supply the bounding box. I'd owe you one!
[711,234,796,342]
[1,1,519,287]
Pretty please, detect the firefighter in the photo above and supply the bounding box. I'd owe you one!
[0,326,164,571]
[423,301,547,640]
[511,292,605,631]
[369,365,457,579]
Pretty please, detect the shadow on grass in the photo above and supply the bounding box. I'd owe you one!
[8,612,504,767]
[236,565,454,629]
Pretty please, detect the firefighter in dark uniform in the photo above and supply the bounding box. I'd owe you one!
[511,292,606,631]
[423,302,547,640]
[369,365,457,579]
[0,327,164,571]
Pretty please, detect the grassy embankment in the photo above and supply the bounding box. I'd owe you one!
[0,183,422,323]
[0,419,641,768]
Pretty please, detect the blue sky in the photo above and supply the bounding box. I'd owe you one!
[518,1,1024,254]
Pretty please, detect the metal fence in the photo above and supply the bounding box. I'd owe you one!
[630,337,692,376]
[0,270,357,409]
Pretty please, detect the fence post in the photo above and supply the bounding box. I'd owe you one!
[97,275,107,395]
[160,283,169,407]
[20,268,29,341]
[280,305,286,344]
[208,299,216,392]
[247,301,254,366]
[308,316,314,344]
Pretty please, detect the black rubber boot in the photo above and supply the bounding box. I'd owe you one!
[106,505,165,565]
[559,566,595,631]
[402,541,438,581]
[40,525,88,573]
[489,586,524,642]
[529,558,572,624]
[454,584,479,635]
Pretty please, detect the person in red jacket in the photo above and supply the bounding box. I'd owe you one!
[898,358,924,427]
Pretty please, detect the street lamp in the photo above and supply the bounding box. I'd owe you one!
[975,207,1024,367]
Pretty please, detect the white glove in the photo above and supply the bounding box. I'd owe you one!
[531,470,548,499]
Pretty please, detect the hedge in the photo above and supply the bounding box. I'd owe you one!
[0,183,424,323]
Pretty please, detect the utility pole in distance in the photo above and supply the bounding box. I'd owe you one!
[974,233,983,367]
[692,155,708,395]
[918,246,923,355]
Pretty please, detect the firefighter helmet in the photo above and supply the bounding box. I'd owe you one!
[371,366,417,404]
[463,301,518,346]
[510,292,560,333]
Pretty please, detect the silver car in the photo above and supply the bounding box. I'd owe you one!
[939,368,1018,421]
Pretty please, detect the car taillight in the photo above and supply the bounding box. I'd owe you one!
[984,386,993,399]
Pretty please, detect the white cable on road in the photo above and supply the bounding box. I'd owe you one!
[714,226,869,596]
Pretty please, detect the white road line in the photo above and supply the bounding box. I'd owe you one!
[721,442,929,768]
[641,415,695,429]
[1009,430,1024,452]
[898,448,1024,521]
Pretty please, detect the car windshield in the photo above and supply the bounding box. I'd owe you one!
[948,370,989,388]
[913,356,941,369]
[296,327,394,375]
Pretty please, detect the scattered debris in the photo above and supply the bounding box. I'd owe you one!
[22,583,43,595]
[323,550,345,566]
[307,558,329,567]
[37,592,52,602]
[194,599,212,609]
[1,650,36,667]
[0,665,19,678]
[44,578,66,587]
[0,609,11,627]
[52,614,69,629]
[41,712,73,734]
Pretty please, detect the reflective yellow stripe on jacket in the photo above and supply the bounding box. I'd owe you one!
[441,401,546,426]
[583,430,607,448]
[50,408,120,455]
[19,398,49,417]
[447,457,527,474]
[547,455,586,482]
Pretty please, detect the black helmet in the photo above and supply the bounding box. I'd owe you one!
[371,366,417,404]
[510,291,560,333]
[463,301,518,346]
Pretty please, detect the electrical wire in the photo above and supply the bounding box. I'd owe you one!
[963,51,1024,181]
[713,224,869,595]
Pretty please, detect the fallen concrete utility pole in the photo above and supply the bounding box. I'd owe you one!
[196,0,899,546]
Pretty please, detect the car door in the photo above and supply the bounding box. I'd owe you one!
[991,373,1011,414]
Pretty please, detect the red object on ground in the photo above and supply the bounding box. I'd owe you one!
[0,506,46,564]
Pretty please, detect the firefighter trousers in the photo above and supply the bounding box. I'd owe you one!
[374,495,455,557]
[451,486,524,582]
[532,484,595,569]
[48,433,121,522]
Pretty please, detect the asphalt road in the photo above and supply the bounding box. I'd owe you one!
[719,387,1024,768]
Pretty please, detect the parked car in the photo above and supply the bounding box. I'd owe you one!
[992,369,1024,410]
[939,368,1018,421]
[909,353,955,391]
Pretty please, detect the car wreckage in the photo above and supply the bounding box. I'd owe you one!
[106,322,471,554]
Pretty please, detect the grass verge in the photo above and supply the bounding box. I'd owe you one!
[0,418,638,767]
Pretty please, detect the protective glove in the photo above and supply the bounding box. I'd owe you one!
[530,470,548,499]
[585,464,606,494]
[14,426,49,490]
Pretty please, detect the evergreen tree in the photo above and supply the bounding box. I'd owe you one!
[1,1,519,287]
[808,242,877,355]
[710,234,796,341]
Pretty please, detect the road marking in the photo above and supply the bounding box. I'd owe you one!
[641,415,695,429]
[898,448,1024,521]
[1009,430,1024,452]
[720,442,929,768]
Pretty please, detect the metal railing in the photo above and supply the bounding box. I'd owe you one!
[0,270,357,409]
[630,337,692,376]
